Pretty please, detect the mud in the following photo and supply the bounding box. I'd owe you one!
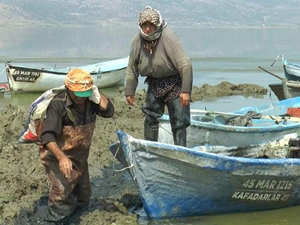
[0,82,267,225]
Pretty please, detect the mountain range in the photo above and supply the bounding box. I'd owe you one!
[0,0,300,26]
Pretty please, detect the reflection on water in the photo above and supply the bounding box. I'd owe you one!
[145,204,300,225]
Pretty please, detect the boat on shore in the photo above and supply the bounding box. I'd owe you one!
[268,79,300,101]
[259,55,300,100]
[111,130,300,220]
[282,57,300,82]
[5,57,128,93]
[159,96,300,148]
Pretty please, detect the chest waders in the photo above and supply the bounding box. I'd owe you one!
[38,96,96,222]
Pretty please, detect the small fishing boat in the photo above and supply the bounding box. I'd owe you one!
[5,57,128,93]
[111,130,300,220]
[270,54,300,82]
[159,96,300,147]
[283,58,300,82]
[268,79,300,101]
[259,55,300,100]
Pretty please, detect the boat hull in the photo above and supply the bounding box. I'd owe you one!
[116,130,300,220]
[269,80,300,101]
[269,83,285,100]
[6,57,128,93]
[284,59,300,82]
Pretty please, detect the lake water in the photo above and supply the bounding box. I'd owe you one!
[1,25,300,224]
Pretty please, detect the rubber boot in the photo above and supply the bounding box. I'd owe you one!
[173,129,187,147]
[144,125,159,141]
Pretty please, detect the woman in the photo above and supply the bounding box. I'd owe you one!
[125,6,193,146]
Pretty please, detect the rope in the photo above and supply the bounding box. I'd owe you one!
[0,65,9,77]
[112,143,145,180]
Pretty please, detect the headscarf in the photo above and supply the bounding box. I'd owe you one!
[138,6,167,42]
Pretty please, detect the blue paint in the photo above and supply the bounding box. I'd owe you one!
[112,130,300,220]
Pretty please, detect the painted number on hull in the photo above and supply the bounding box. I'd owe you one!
[242,179,293,190]
[12,69,41,83]
[231,179,294,202]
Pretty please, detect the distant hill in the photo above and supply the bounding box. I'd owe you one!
[0,0,300,26]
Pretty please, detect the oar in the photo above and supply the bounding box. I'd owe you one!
[258,66,283,80]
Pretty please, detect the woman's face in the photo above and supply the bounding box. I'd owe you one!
[141,21,156,35]
[68,90,87,106]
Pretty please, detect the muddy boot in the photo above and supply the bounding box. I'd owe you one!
[144,125,159,141]
[173,129,187,147]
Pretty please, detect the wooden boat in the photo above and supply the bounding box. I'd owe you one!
[269,83,285,100]
[159,96,300,148]
[283,58,300,82]
[282,78,300,99]
[259,55,300,100]
[111,130,300,220]
[5,57,128,93]
[270,54,300,82]
[268,79,300,101]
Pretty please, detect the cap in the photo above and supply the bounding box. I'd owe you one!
[64,68,93,97]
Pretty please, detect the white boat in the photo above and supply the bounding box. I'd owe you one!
[158,96,300,148]
[5,57,128,93]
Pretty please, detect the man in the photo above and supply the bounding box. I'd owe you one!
[125,6,193,146]
[37,68,114,222]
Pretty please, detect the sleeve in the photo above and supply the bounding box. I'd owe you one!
[164,29,193,93]
[125,34,140,96]
[94,98,114,118]
[40,101,63,145]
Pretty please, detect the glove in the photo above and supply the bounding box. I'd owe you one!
[89,85,101,104]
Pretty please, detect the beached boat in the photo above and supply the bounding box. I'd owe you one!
[111,130,300,220]
[5,57,128,93]
[260,55,300,100]
[282,78,300,99]
[268,79,300,101]
[283,58,300,82]
[269,83,285,100]
[270,54,300,82]
[159,96,300,148]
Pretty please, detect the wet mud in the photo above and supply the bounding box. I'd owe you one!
[0,82,267,225]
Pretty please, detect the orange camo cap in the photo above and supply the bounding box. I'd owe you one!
[64,68,93,92]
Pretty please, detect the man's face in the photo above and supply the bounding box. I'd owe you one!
[68,90,87,106]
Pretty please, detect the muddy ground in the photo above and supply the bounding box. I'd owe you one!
[0,82,267,225]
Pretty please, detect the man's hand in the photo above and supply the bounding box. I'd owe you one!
[58,155,73,178]
[89,85,101,104]
[180,93,190,107]
[126,96,135,106]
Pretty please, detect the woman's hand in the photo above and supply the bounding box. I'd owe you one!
[126,96,135,106]
[180,93,190,107]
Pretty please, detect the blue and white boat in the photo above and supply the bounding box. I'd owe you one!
[283,58,300,82]
[159,96,300,148]
[267,55,300,100]
[111,130,300,220]
[5,57,128,93]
